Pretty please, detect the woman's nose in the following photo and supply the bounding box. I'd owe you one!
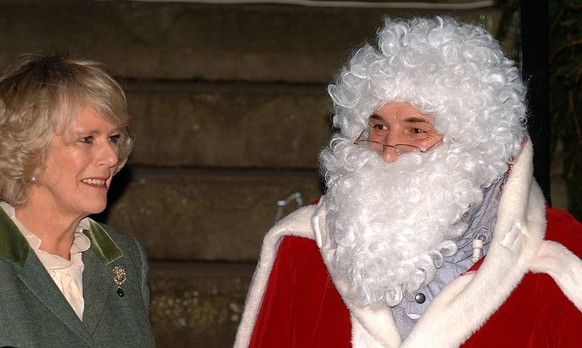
[100,142,120,167]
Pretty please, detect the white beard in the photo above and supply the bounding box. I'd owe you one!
[320,139,498,308]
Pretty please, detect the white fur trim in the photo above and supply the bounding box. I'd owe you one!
[402,139,547,346]
[235,141,581,347]
[350,306,401,347]
[530,240,582,311]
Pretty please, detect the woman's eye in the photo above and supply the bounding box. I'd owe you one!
[80,136,93,144]
[109,134,121,144]
[108,134,121,144]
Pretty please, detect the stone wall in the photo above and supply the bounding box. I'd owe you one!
[0,1,510,346]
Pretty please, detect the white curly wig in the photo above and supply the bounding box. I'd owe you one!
[319,16,529,308]
[323,16,527,187]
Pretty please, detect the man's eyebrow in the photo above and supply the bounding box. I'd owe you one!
[403,116,431,124]
[369,114,430,123]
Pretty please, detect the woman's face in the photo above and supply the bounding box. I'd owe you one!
[32,106,121,220]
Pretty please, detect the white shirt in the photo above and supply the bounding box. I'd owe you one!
[0,202,91,320]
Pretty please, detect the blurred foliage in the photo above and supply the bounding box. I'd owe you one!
[549,0,582,220]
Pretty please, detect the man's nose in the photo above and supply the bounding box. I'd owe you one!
[382,146,399,163]
[380,132,404,163]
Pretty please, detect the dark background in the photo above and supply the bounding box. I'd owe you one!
[1,0,578,346]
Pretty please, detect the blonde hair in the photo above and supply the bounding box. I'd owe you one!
[0,52,134,205]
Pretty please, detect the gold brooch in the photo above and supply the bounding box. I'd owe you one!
[112,266,127,297]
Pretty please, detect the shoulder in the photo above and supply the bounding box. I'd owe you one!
[259,204,319,258]
[97,223,138,244]
[545,207,582,257]
[266,235,328,287]
[271,204,319,238]
[87,220,149,265]
[277,235,322,264]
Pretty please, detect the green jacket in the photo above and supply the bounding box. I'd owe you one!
[0,209,155,347]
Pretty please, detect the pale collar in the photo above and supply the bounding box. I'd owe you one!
[0,202,91,262]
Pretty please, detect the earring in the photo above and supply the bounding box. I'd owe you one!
[31,175,37,183]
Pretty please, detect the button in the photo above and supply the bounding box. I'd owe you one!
[406,312,421,320]
[415,293,426,304]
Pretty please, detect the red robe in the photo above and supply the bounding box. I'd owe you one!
[250,208,582,347]
[235,142,582,347]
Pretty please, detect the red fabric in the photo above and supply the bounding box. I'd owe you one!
[463,208,582,347]
[249,236,351,348]
[249,208,582,347]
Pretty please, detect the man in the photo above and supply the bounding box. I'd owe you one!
[235,17,582,347]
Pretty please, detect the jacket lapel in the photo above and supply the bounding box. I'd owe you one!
[0,208,29,265]
[81,220,123,334]
[81,246,114,334]
[0,210,124,343]
[0,209,94,344]
[16,252,94,343]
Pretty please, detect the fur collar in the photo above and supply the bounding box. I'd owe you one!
[235,140,582,347]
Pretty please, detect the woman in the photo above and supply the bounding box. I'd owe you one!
[0,53,155,347]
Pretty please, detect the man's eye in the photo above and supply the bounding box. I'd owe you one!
[370,123,387,132]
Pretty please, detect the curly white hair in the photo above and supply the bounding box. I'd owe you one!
[320,16,529,308]
[323,16,527,188]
